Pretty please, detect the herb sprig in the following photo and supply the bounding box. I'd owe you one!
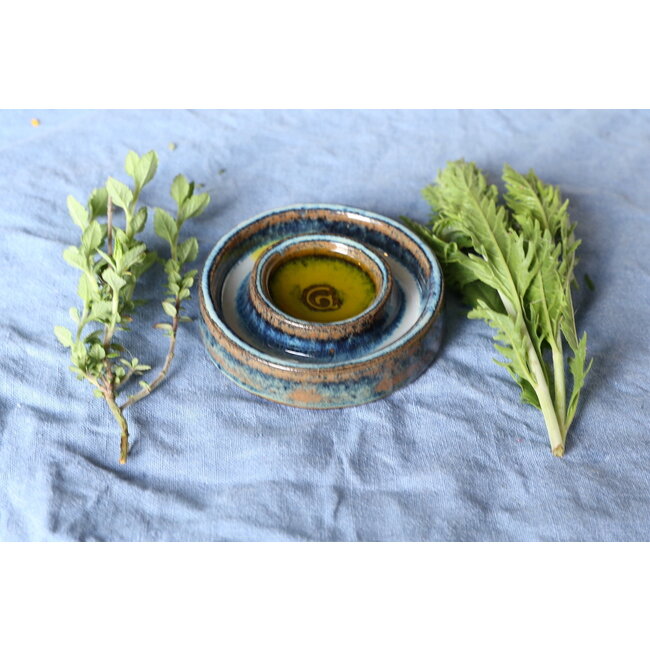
[54,151,210,463]
[405,160,591,456]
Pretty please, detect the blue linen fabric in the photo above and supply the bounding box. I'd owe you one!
[1,109,649,542]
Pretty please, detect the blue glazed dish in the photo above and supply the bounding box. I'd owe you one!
[198,204,444,408]
[242,233,402,359]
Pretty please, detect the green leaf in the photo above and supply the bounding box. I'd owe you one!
[154,322,173,331]
[124,151,140,180]
[180,193,210,222]
[106,177,134,211]
[131,206,147,234]
[178,287,191,300]
[162,301,177,317]
[139,380,151,392]
[116,243,147,274]
[154,208,178,245]
[63,246,88,272]
[78,274,98,303]
[102,267,127,295]
[135,151,158,189]
[67,196,89,229]
[565,333,593,429]
[132,251,158,278]
[81,220,103,254]
[88,187,109,218]
[177,237,199,265]
[69,307,80,324]
[89,300,113,322]
[54,326,73,347]
[170,174,191,208]
[89,343,106,360]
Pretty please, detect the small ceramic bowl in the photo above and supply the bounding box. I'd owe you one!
[249,234,394,342]
[199,204,444,408]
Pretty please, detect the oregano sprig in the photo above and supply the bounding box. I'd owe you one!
[54,151,211,463]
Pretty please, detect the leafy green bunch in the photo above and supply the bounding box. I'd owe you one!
[54,150,210,463]
[405,160,591,456]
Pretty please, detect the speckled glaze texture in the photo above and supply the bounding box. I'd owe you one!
[199,205,444,408]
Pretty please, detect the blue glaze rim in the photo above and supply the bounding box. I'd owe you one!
[254,233,392,331]
[200,204,443,369]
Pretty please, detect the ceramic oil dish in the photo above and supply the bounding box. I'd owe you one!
[199,204,444,408]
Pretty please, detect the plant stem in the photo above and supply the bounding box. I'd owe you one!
[501,293,565,457]
[120,298,181,410]
[104,388,129,464]
[528,347,565,457]
[551,333,567,439]
[107,196,114,256]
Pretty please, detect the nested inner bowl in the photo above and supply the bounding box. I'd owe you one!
[249,235,393,341]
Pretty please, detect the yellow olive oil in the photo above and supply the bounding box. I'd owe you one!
[268,254,376,322]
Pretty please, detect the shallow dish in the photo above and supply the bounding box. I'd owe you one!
[199,204,444,408]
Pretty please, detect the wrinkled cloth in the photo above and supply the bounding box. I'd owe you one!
[1,109,649,542]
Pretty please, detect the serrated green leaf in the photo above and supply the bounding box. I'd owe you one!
[565,333,592,430]
[162,301,177,317]
[67,195,89,229]
[54,325,73,347]
[177,237,199,265]
[171,174,191,208]
[106,177,134,211]
[154,208,177,245]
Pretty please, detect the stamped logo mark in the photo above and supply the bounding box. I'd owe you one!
[302,285,342,311]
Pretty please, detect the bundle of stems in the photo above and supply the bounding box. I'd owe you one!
[405,160,591,456]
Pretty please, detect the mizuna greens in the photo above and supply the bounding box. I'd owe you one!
[405,161,591,456]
